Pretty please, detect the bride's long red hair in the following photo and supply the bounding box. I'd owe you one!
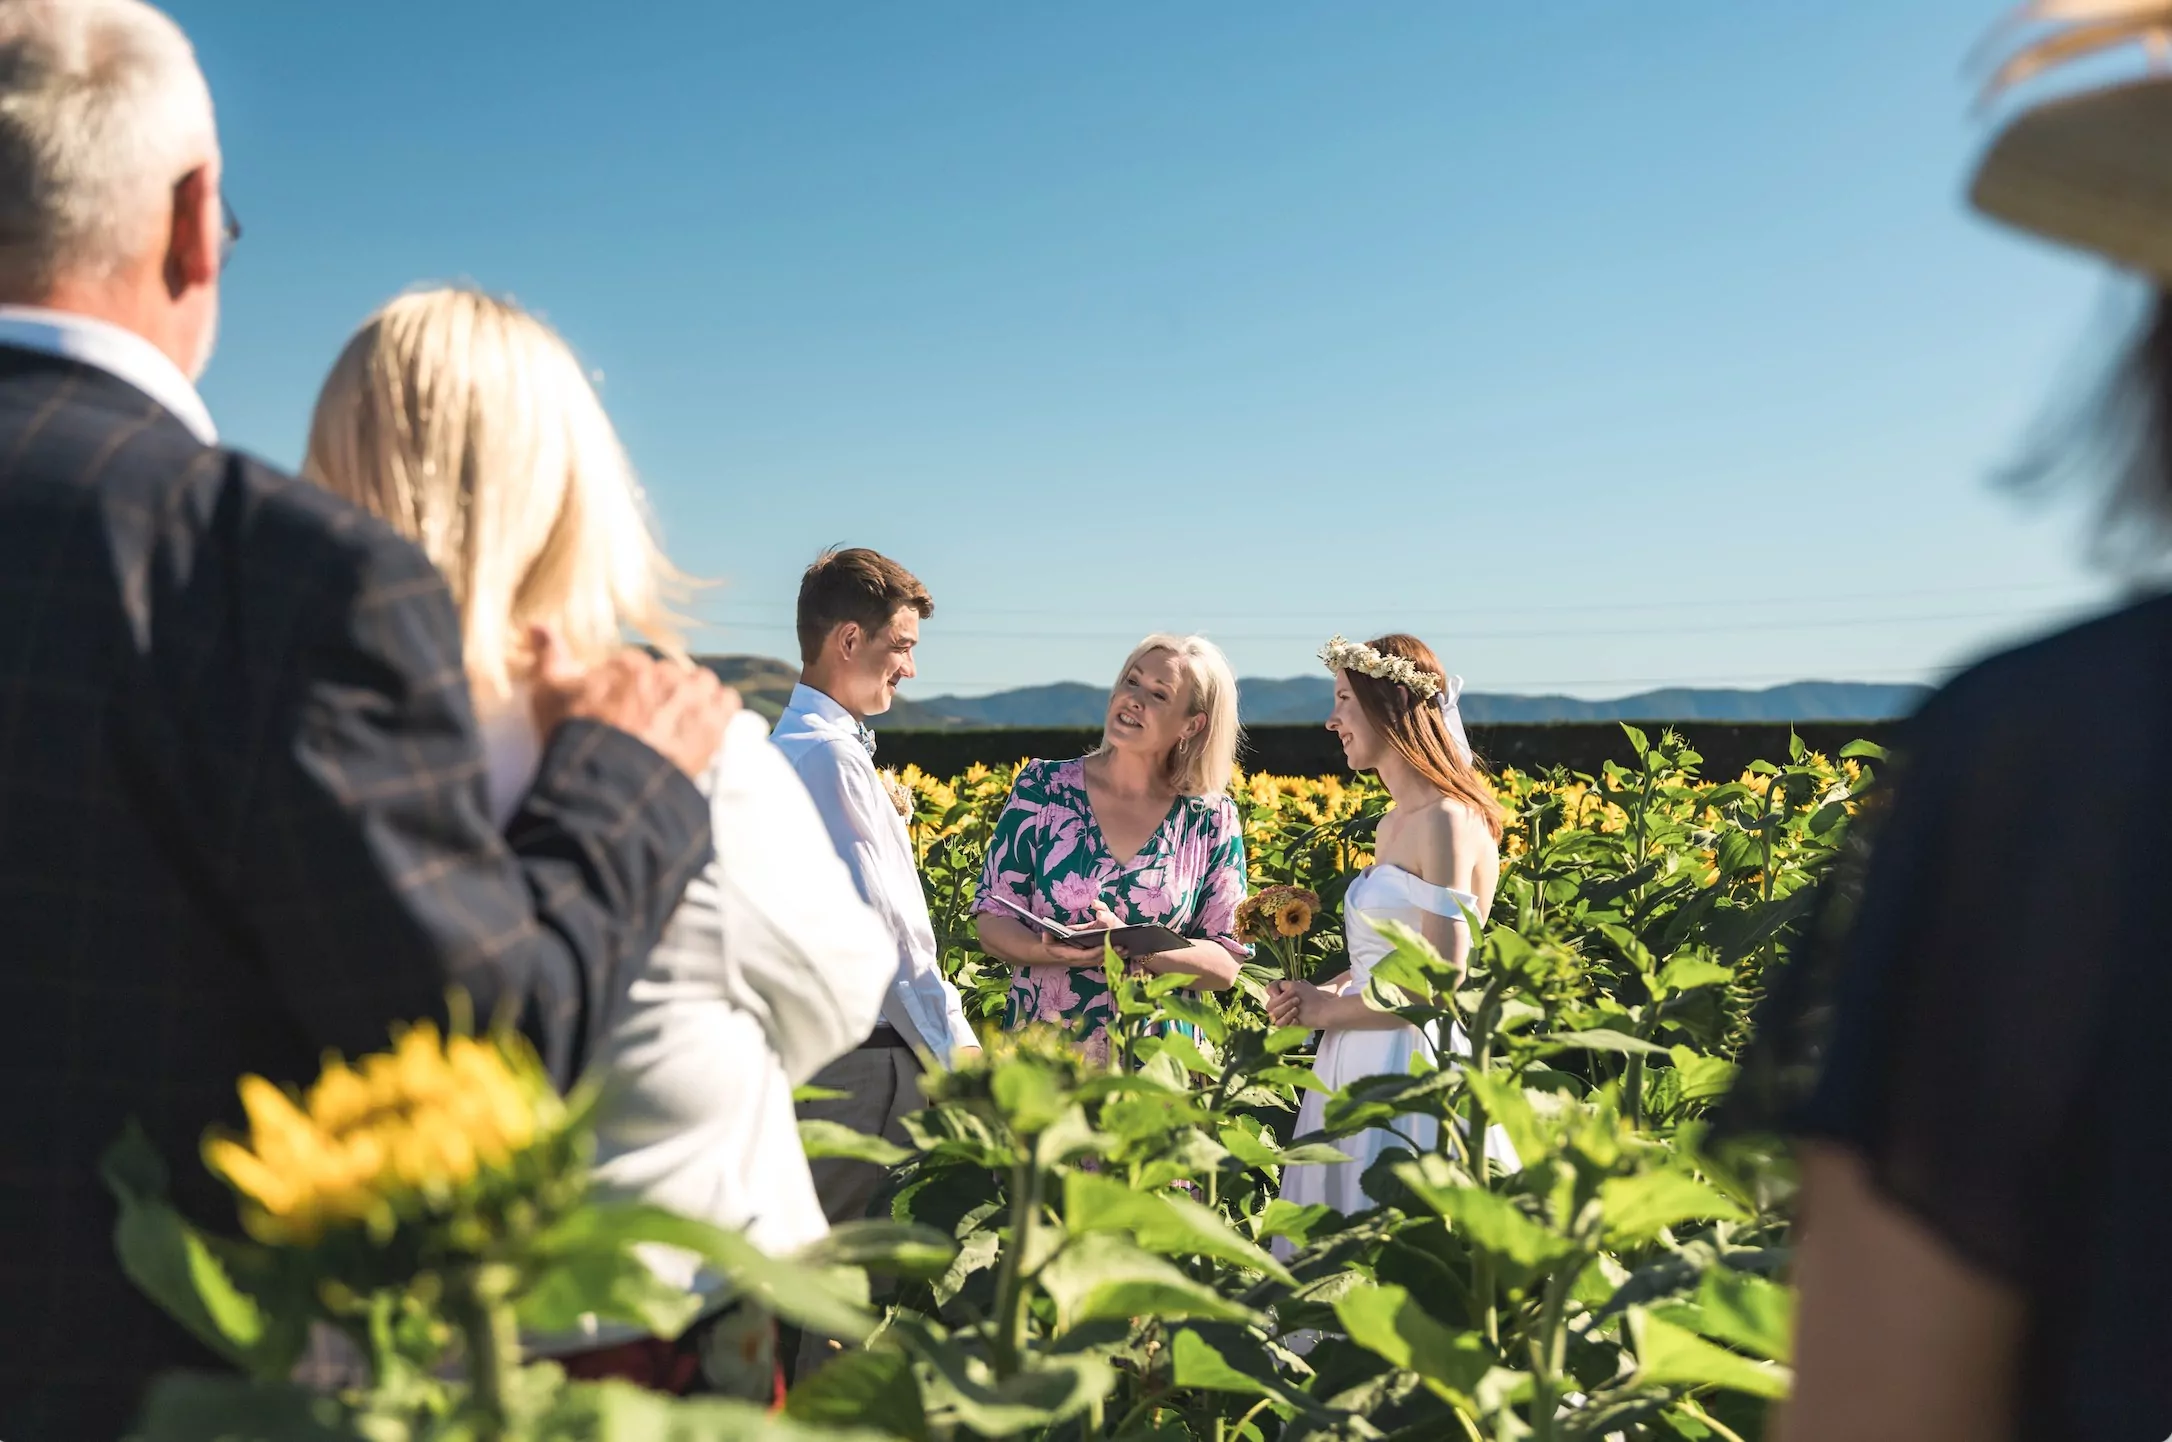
[1343,634,1505,841]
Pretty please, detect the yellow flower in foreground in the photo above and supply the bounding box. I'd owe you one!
[203,1022,555,1246]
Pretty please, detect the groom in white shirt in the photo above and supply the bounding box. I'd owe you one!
[771,549,979,1256]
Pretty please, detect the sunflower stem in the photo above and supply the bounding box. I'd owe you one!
[451,1263,521,1440]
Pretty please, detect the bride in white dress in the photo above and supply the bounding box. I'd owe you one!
[1268,634,1507,1221]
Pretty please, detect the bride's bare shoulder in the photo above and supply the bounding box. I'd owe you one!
[1414,792,1491,838]
[1401,795,1488,875]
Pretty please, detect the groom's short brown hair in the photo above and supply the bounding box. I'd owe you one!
[796,548,934,664]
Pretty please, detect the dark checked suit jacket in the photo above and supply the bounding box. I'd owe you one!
[0,347,714,1440]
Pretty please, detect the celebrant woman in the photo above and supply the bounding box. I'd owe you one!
[1269,634,1505,1222]
[971,634,1250,1065]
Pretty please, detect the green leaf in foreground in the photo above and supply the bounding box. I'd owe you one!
[783,1348,928,1440]
[1169,1327,1328,1417]
[799,1119,912,1166]
[1686,1267,1795,1364]
[798,1219,958,1280]
[1631,1310,1792,1400]
[1037,1232,1261,1328]
[101,1125,272,1372]
[1333,1282,1495,1404]
[535,1202,875,1343]
[1063,1171,1294,1284]
[891,1316,1118,1438]
[1597,1169,1746,1245]
[126,1372,354,1442]
[1256,1198,1334,1245]
[517,1236,706,1338]
[555,1379,902,1439]
[1395,1164,1575,1279]
[1537,1029,1672,1057]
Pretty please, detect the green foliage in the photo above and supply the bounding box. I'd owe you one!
[818,730,1871,1439]
[117,732,1862,1440]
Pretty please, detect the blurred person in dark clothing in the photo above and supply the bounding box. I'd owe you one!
[1728,10,2172,1441]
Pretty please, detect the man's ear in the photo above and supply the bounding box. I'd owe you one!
[833,621,863,662]
[165,164,219,297]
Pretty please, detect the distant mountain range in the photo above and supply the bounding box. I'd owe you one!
[695,654,960,728]
[698,656,1927,729]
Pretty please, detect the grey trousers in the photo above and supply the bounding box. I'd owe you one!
[793,1045,924,1379]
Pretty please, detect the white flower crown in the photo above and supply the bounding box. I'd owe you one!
[1317,634,1443,700]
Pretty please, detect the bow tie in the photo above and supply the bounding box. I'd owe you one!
[856,722,877,758]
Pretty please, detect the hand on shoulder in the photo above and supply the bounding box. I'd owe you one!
[527,628,740,779]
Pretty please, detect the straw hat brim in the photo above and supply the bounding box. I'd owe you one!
[1971,75,2172,279]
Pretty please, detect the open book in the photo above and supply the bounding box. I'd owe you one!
[980,891,1191,957]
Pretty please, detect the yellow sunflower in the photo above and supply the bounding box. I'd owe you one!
[1245,885,1321,940]
[1232,893,1267,945]
[1272,894,1316,938]
[201,1022,556,1246]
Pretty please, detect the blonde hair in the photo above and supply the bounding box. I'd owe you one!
[1102,633,1241,797]
[303,287,688,702]
[0,0,217,290]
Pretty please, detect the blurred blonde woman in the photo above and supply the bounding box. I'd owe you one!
[305,288,894,1398]
[971,634,1250,1065]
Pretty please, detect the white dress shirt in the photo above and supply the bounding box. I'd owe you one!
[0,304,217,444]
[770,684,977,1065]
[480,706,894,1351]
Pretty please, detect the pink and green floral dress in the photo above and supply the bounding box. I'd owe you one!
[972,758,1250,1064]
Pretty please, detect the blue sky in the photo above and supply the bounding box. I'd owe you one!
[173,1,2131,698]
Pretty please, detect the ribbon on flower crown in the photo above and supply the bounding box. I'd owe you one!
[1436,674,1471,766]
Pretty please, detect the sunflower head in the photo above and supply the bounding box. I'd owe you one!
[1246,885,1321,941]
[202,1021,561,1247]
[1232,893,1267,945]
[1272,893,1318,938]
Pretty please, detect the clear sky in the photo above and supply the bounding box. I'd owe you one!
[171,0,2134,698]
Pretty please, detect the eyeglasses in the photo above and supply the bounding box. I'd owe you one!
[219,194,241,269]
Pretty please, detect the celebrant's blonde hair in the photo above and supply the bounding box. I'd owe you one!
[1100,633,1241,797]
[303,287,689,701]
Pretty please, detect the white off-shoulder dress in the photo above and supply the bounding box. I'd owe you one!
[1278,863,1504,1220]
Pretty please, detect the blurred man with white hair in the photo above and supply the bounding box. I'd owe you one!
[0,4,741,1436]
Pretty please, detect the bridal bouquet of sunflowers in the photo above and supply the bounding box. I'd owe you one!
[1233,883,1321,982]
[101,1010,907,1442]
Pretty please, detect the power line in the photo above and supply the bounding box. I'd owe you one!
[696,580,2106,625]
[694,603,2091,644]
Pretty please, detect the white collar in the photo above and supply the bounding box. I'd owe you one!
[0,305,217,445]
[784,683,859,731]
[780,682,881,753]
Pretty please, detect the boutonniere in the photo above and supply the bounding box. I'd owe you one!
[878,768,914,819]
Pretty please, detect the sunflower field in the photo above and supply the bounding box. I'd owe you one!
[110,727,1873,1442]
[791,726,1872,1441]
